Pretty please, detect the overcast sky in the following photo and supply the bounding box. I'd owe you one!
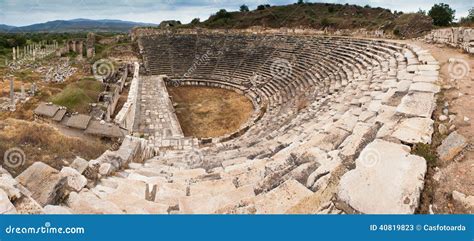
[0,0,471,26]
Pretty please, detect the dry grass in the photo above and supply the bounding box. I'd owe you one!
[168,86,254,138]
[0,118,107,176]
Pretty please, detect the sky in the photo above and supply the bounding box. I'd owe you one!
[0,0,472,26]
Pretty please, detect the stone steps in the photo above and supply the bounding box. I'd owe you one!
[2,34,440,214]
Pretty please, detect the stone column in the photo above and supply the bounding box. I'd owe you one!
[10,79,14,105]
[12,47,16,61]
[77,41,83,57]
[31,83,36,96]
[20,85,25,99]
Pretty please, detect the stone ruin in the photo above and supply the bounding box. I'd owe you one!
[58,33,96,59]
[0,78,36,112]
[424,27,474,54]
[7,41,59,70]
[2,30,446,214]
[39,58,77,83]
[92,64,130,121]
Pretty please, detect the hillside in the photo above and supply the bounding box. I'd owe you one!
[2,19,158,33]
[190,3,433,38]
[0,24,15,32]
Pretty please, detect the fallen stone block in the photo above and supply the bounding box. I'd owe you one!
[99,163,113,176]
[0,168,22,200]
[437,131,467,162]
[60,167,87,192]
[70,157,89,174]
[0,189,17,214]
[16,162,66,206]
[338,139,427,214]
[452,191,474,212]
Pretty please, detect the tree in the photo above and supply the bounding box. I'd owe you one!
[428,3,455,26]
[417,8,426,15]
[460,7,474,24]
[469,7,474,21]
[297,0,304,5]
[215,9,231,19]
[240,4,249,12]
[257,4,270,11]
[191,18,200,25]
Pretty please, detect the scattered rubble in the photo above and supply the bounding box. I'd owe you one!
[437,131,468,162]
[39,59,77,83]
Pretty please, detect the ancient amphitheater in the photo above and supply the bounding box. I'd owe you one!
[3,29,448,214]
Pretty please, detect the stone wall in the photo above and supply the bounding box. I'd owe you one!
[131,27,389,41]
[102,66,129,121]
[425,27,474,54]
[173,78,263,144]
[114,62,140,132]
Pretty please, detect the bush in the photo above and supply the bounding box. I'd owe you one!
[328,6,335,13]
[460,7,474,25]
[214,9,232,19]
[257,4,270,11]
[191,18,200,25]
[428,3,455,26]
[240,4,249,12]
[320,18,331,27]
[393,28,401,36]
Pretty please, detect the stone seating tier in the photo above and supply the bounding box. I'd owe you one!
[3,33,439,215]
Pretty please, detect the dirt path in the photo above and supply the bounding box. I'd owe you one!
[410,40,473,214]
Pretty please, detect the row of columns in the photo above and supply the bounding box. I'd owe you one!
[11,41,59,62]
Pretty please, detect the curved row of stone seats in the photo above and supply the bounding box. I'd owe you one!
[1,34,440,214]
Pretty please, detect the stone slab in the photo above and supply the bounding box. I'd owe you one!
[16,162,66,207]
[338,139,427,214]
[396,92,436,118]
[392,118,434,144]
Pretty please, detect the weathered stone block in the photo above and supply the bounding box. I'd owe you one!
[338,139,426,214]
[437,131,467,162]
[16,162,66,207]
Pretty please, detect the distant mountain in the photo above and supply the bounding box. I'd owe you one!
[0,24,15,32]
[2,19,158,33]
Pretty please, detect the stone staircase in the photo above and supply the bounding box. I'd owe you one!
[0,33,441,214]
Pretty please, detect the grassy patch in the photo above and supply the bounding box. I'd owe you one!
[412,143,438,165]
[50,79,103,113]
